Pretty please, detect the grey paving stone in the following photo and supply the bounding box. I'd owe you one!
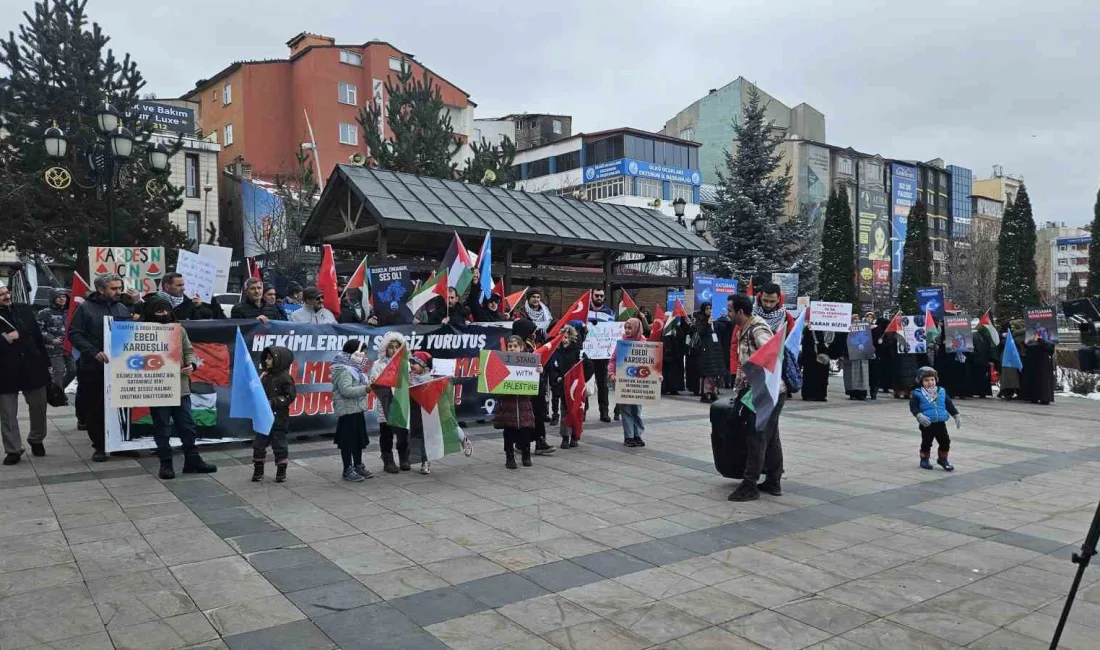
[224,619,336,650]
[197,506,267,525]
[882,507,952,526]
[185,493,247,514]
[314,602,422,648]
[706,522,778,546]
[777,596,877,635]
[927,517,1006,538]
[387,586,487,626]
[247,547,327,573]
[286,580,382,619]
[987,530,1068,554]
[208,517,284,538]
[228,531,304,554]
[619,539,699,566]
[263,560,352,593]
[166,480,232,501]
[456,571,548,608]
[663,530,739,554]
[572,549,657,579]
[520,559,604,593]
[39,472,96,485]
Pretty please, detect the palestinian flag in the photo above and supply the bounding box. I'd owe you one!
[408,271,448,316]
[410,377,465,461]
[617,291,639,322]
[548,291,591,338]
[441,233,474,295]
[562,361,586,440]
[192,342,231,386]
[977,310,1000,346]
[739,322,785,431]
[923,303,938,342]
[884,311,904,335]
[130,392,218,427]
[344,255,372,312]
[671,298,688,320]
[373,347,410,429]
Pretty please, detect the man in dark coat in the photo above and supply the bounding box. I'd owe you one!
[0,284,52,463]
[162,272,225,321]
[67,274,134,461]
[231,278,286,321]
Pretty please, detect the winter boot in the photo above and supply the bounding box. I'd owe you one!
[521,445,533,467]
[727,480,760,502]
[158,460,175,480]
[182,454,217,474]
[382,452,399,474]
[920,456,934,470]
[561,436,570,450]
[534,437,555,455]
[937,453,954,472]
[568,436,578,448]
[275,463,287,482]
[251,462,265,482]
[505,443,518,470]
[398,451,411,472]
[549,412,560,427]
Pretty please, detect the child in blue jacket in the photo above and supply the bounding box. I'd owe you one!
[909,366,961,471]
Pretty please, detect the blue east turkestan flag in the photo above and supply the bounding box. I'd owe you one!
[1001,330,1023,370]
[229,327,274,435]
[477,232,493,302]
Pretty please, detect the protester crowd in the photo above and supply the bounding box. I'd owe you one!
[0,259,1061,504]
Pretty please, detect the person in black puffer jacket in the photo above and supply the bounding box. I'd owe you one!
[547,322,593,448]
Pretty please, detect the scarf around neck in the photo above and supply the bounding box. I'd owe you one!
[753,302,786,333]
[163,292,186,308]
[523,302,551,325]
[920,386,939,403]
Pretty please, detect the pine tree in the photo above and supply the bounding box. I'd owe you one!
[358,62,460,180]
[897,200,933,313]
[0,0,188,270]
[708,84,793,284]
[817,187,857,303]
[1066,273,1086,300]
[1088,186,1100,298]
[459,136,517,188]
[995,184,1039,321]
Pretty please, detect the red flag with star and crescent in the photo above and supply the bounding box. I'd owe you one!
[562,361,586,440]
[548,291,591,338]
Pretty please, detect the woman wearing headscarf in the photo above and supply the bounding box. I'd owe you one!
[967,318,994,398]
[869,317,889,399]
[997,320,1026,400]
[692,302,726,403]
[1023,328,1055,405]
[800,321,833,401]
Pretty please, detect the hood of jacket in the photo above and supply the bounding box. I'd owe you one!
[377,331,408,357]
[261,346,294,374]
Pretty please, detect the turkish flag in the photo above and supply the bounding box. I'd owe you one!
[548,291,591,338]
[318,244,341,318]
[191,342,231,386]
[535,332,565,366]
[562,361,586,440]
[64,272,90,357]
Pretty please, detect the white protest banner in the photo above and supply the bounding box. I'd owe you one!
[902,315,927,354]
[613,340,663,405]
[808,301,853,333]
[175,250,218,304]
[108,320,181,408]
[583,321,625,360]
[198,244,233,295]
[90,246,165,293]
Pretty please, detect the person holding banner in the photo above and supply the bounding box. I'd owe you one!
[289,287,336,324]
[588,288,615,423]
[800,322,833,402]
[331,339,373,482]
[608,318,648,447]
[493,336,537,469]
[68,274,134,461]
[162,272,225,321]
[141,295,218,479]
[0,285,51,464]
[232,278,286,322]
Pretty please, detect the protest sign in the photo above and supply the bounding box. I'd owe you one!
[902,315,926,354]
[944,314,974,352]
[713,279,739,316]
[693,274,716,307]
[917,287,946,322]
[370,265,415,323]
[772,273,799,310]
[108,320,181,408]
[175,250,218,304]
[583,321,625,360]
[1024,307,1058,344]
[796,296,810,314]
[808,301,853,332]
[478,350,539,395]
[90,246,165,293]
[847,324,875,360]
[666,289,686,312]
[613,340,662,405]
[198,244,233,294]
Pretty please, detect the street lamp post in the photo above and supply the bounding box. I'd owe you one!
[40,98,172,246]
[673,197,687,227]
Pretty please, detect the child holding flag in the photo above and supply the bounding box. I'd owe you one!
[254,345,295,482]
[909,366,961,471]
[548,323,592,448]
[370,332,412,474]
[331,340,372,482]
[494,336,537,469]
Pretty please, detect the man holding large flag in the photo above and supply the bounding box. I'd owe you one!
[726,294,786,502]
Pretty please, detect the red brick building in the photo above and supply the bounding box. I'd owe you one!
[182,33,475,181]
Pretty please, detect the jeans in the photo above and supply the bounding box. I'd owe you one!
[619,404,644,440]
[379,423,409,463]
[743,394,785,484]
[148,395,199,462]
[253,423,289,463]
[0,386,47,454]
[592,359,611,416]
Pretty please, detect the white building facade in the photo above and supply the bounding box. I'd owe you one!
[1051,234,1090,300]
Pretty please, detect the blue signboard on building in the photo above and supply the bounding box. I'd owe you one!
[1057,236,1092,247]
[890,163,918,297]
[583,158,702,186]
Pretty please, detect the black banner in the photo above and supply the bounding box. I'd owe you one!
[370,265,415,324]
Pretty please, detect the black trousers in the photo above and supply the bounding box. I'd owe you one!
[743,394,785,484]
[341,448,363,468]
[503,427,531,452]
[149,396,199,462]
[253,423,289,463]
[592,359,611,416]
[77,364,105,451]
[920,422,951,457]
[379,423,409,462]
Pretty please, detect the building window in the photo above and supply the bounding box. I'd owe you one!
[339,50,362,66]
[1058,259,1068,266]
[864,162,881,182]
[583,136,625,166]
[339,122,358,145]
[389,56,406,72]
[211,89,219,102]
[553,150,580,173]
[1058,273,1069,281]
[223,123,233,146]
[1059,245,1067,251]
[526,158,550,179]
[585,177,627,201]
[338,82,357,105]
[838,158,853,175]
[670,182,693,204]
[679,127,695,141]
[186,211,201,243]
[184,153,199,198]
[636,178,662,199]
[222,83,231,105]
[552,119,562,135]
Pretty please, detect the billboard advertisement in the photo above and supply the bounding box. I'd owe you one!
[857,188,890,310]
[798,144,830,238]
[123,101,196,134]
[891,163,919,298]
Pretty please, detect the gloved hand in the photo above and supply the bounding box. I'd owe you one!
[917,414,931,427]
[954,414,962,429]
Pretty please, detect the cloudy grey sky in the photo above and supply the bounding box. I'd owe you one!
[6,0,1098,224]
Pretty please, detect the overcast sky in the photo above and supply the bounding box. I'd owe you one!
[6,0,1098,225]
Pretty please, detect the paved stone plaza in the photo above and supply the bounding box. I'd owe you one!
[2,386,1100,649]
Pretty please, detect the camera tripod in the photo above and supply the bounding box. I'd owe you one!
[1050,497,1100,649]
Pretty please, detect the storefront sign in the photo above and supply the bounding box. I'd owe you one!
[123,101,196,134]
[582,158,702,186]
